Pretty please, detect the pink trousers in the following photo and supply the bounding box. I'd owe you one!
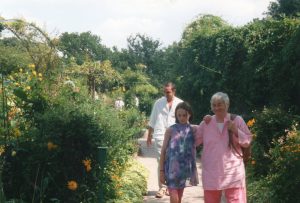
[204,187,246,203]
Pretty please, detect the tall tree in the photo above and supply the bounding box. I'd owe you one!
[0,17,60,73]
[58,31,109,65]
[127,34,161,75]
[267,0,300,18]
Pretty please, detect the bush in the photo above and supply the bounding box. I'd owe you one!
[250,106,296,176]
[2,83,144,202]
[266,124,300,202]
[248,123,300,202]
[108,158,148,203]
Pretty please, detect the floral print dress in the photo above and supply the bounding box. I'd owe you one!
[164,123,199,189]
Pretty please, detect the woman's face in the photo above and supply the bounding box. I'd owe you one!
[176,108,190,124]
[212,99,227,116]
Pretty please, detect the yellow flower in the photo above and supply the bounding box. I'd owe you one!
[11,151,17,156]
[86,165,92,172]
[0,146,5,156]
[26,86,31,90]
[247,118,255,128]
[47,141,58,151]
[67,180,78,191]
[14,128,21,137]
[32,71,37,76]
[82,159,92,172]
[38,73,42,77]
[28,64,35,69]
[82,159,91,166]
[19,68,23,72]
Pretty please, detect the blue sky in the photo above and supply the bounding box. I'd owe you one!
[1,0,273,48]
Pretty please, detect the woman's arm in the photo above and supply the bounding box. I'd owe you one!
[228,116,252,148]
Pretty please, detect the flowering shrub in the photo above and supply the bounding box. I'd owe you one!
[1,73,145,202]
[248,123,300,202]
[266,124,300,202]
[249,107,295,176]
[247,107,300,202]
[108,158,148,203]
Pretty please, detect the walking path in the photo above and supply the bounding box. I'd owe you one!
[137,135,204,203]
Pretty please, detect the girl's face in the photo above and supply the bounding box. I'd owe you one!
[176,108,190,124]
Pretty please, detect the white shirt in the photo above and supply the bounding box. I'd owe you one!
[148,96,183,139]
[115,99,124,110]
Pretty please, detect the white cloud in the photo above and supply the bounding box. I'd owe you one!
[0,0,273,48]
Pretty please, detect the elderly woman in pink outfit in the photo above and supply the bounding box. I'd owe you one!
[195,92,252,203]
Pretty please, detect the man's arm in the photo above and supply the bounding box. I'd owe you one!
[146,126,154,147]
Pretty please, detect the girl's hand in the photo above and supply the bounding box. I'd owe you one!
[203,115,212,124]
[159,171,166,185]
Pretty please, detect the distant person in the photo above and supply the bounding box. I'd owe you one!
[134,95,139,107]
[159,102,198,203]
[195,92,252,203]
[147,82,183,198]
[114,97,125,110]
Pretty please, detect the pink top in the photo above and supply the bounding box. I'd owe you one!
[195,113,252,190]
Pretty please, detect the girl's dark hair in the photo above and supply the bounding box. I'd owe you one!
[175,102,193,123]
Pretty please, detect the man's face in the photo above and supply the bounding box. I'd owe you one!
[164,86,175,101]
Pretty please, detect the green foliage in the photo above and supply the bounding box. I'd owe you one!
[121,69,158,115]
[248,122,300,202]
[127,33,161,69]
[1,71,145,202]
[174,17,300,121]
[250,107,296,177]
[109,158,148,203]
[267,0,300,18]
[58,31,110,65]
[0,39,32,75]
[247,177,273,203]
[0,18,60,73]
[181,14,229,47]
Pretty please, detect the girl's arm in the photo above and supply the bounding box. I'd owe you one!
[159,128,171,185]
[194,121,204,146]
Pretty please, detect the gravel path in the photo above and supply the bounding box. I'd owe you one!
[137,135,204,203]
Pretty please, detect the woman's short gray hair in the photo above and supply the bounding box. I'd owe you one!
[210,92,230,110]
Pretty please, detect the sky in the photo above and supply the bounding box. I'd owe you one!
[1,0,273,49]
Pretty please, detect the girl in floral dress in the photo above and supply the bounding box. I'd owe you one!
[159,102,199,203]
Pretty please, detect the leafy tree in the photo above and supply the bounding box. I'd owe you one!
[267,0,300,18]
[109,47,133,71]
[0,17,60,73]
[58,31,110,65]
[0,38,31,75]
[181,14,229,46]
[122,69,158,114]
[127,34,161,75]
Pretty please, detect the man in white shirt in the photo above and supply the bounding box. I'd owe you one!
[147,82,183,198]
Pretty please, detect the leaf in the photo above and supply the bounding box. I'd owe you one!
[13,87,28,101]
